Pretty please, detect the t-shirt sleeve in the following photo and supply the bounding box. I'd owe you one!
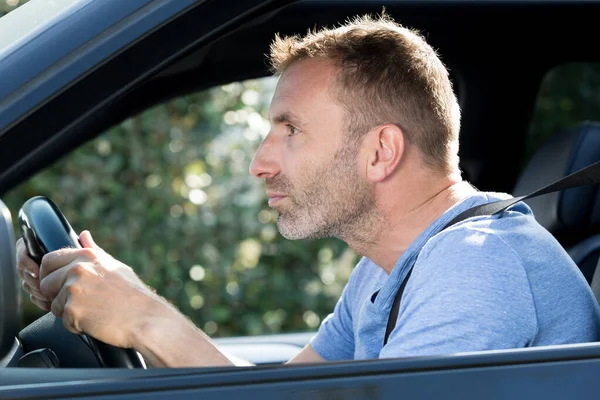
[310,275,356,361]
[379,228,538,359]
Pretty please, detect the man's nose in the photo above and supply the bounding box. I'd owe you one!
[250,133,280,179]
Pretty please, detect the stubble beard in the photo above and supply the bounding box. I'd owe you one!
[268,145,380,243]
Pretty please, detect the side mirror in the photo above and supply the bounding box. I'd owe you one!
[0,199,20,359]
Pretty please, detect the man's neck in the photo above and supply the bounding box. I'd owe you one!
[347,177,477,274]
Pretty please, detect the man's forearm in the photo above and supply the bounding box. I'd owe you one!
[130,296,323,367]
[131,300,241,368]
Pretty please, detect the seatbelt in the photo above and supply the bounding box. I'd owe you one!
[383,158,600,346]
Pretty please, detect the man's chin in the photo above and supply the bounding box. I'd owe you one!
[276,221,306,240]
[276,217,333,241]
[276,215,309,240]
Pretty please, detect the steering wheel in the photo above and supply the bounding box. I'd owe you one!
[18,196,145,369]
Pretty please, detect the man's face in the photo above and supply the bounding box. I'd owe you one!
[250,58,375,241]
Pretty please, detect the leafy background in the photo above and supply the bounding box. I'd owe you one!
[1,1,600,337]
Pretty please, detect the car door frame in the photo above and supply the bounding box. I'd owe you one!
[2,342,600,398]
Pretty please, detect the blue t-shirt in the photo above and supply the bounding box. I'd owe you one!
[310,192,600,360]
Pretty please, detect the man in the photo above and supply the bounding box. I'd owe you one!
[16,14,600,367]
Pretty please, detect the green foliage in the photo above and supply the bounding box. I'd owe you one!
[3,78,358,337]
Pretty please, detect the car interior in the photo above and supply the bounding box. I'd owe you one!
[1,0,600,388]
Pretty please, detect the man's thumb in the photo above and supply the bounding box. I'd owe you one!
[79,230,101,249]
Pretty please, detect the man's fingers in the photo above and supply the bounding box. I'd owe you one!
[50,293,65,319]
[39,248,82,282]
[79,231,101,250]
[18,268,40,291]
[51,279,83,335]
[16,238,40,278]
[22,281,51,302]
[30,295,51,312]
[39,261,73,299]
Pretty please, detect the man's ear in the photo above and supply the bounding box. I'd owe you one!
[364,124,405,183]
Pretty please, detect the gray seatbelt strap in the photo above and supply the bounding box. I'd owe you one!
[384,158,600,346]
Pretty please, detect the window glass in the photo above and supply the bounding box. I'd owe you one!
[526,63,600,166]
[4,76,359,337]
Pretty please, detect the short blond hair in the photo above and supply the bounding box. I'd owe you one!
[269,13,461,173]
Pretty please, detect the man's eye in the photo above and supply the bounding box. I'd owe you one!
[286,124,299,137]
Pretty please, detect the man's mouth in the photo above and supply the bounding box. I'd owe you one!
[266,192,287,206]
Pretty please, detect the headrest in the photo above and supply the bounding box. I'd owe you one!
[513,122,600,246]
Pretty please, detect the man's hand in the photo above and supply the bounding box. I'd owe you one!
[32,231,164,349]
[16,231,240,367]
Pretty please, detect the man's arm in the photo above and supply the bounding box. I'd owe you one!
[18,233,325,367]
[134,304,324,366]
[287,344,324,364]
[139,319,324,367]
[132,305,238,367]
